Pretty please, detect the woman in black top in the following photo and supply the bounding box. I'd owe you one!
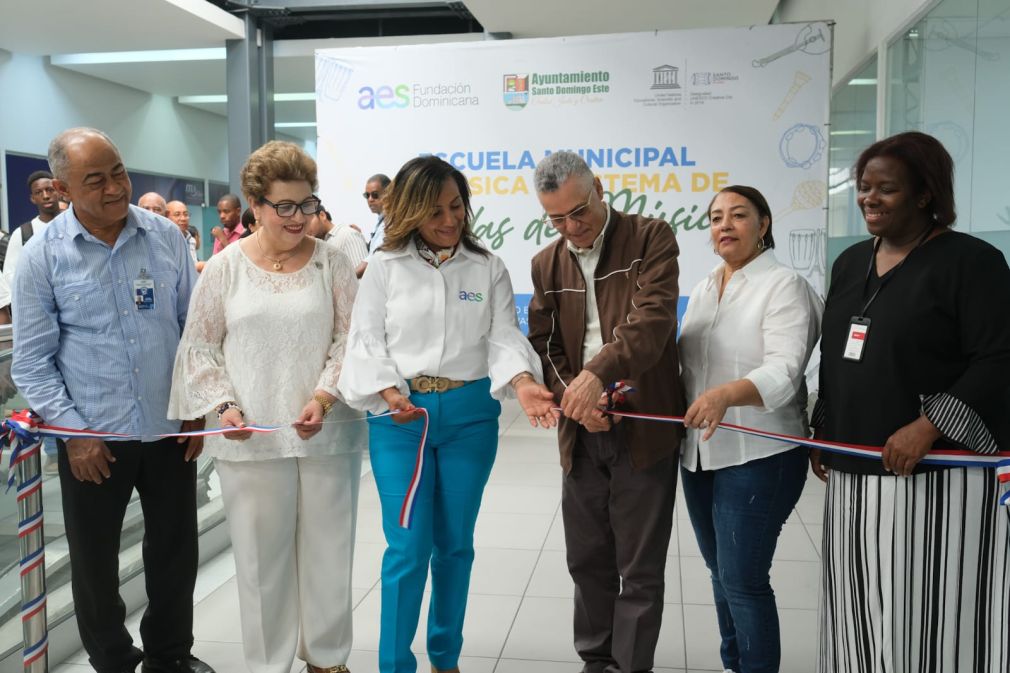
[811,131,1010,673]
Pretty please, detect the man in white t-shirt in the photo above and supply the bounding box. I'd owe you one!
[0,274,10,324]
[309,207,367,272]
[4,170,62,290]
[7,171,64,473]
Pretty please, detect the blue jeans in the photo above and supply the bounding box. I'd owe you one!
[369,378,500,673]
[680,447,808,673]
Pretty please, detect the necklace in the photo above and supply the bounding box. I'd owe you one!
[254,231,294,271]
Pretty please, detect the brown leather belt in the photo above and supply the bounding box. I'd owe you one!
[408,375,467,393]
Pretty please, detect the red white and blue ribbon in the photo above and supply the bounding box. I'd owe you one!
[603,409,1010,506]
[395,409,431,529]
[4,408,434,526]
[3,410,50,668]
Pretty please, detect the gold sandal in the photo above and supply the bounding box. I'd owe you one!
[307,665,349,673]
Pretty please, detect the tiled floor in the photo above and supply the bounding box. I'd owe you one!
[55,401,826,673]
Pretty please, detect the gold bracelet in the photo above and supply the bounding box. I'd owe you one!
[510,372,535,388]
[313,394,334,416]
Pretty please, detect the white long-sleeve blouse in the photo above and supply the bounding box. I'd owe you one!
[168,240,366,460]
[679,251,823,471]
[337,242,543,415]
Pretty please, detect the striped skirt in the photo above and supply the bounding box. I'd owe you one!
[818,468,1010,673]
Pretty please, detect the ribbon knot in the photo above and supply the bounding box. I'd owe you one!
[997,460,1010,506]
[3,410,45,492]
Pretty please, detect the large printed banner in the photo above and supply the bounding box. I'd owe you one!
[316,23,831,330]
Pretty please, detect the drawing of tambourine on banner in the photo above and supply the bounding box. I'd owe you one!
[753,23,830,68]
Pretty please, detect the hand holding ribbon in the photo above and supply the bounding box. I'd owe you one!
[380,387,424,424]
[561,370,604,424]
[683,388,731,442]
[581,409,612,433]
[881,416,942,477]
[219,407,251,441]
[293,391,336,440]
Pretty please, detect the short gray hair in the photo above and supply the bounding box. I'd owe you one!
[48,127,117,182]
[534,151,594,193]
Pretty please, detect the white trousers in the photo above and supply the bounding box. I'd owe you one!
[216,452,362,673]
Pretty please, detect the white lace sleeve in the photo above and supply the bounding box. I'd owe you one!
[168,255,237,420]
[315,248,358,398]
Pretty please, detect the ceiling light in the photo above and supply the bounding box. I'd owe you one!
[177,93,316,104]
[53,48,224,65]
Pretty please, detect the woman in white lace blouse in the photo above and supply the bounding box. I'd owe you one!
[168,141,362,673]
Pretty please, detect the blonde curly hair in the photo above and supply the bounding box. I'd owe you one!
[240,141,318,204]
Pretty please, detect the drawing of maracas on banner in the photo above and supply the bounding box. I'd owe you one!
[775,180,827,221]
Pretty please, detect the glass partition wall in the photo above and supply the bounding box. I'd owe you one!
[887,0,1010,257]
[827,0,1009,280]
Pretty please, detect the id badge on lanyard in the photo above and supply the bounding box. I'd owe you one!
[843,316,870,362]
[846,230,931,363]
[134,268,155,310]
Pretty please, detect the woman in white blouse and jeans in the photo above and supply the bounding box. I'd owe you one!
[169,141,363,673]
[338,155,556,673]
[678,185,822,673]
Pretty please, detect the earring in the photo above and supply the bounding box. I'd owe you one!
[757,238,766,252]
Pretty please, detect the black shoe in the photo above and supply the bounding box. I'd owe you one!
[141,656,215,673]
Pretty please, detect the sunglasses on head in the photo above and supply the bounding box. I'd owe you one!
[363,191,382,200]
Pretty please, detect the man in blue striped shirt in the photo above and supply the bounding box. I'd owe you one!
[12,128,214,673]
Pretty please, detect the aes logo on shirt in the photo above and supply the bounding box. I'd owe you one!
[459,290,484,302]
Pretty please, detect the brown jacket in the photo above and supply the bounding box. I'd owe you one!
[528,207,685,472]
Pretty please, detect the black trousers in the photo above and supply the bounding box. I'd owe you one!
[563,425,677,673]
[58,437,198,673]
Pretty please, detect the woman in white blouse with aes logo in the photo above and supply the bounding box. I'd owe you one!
[678,185,822,673]
[338,155,556,673]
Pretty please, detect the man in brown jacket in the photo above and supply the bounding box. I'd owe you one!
[528,151,684,673]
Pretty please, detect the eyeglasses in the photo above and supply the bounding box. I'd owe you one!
[260,196,322,217]
[363,191,382,200]
[543,190,595,226]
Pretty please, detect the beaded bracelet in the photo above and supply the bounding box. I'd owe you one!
[215,401,243,419]
[313,394,334,416]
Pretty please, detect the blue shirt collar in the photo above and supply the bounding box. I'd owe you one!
[66,204,147,246]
